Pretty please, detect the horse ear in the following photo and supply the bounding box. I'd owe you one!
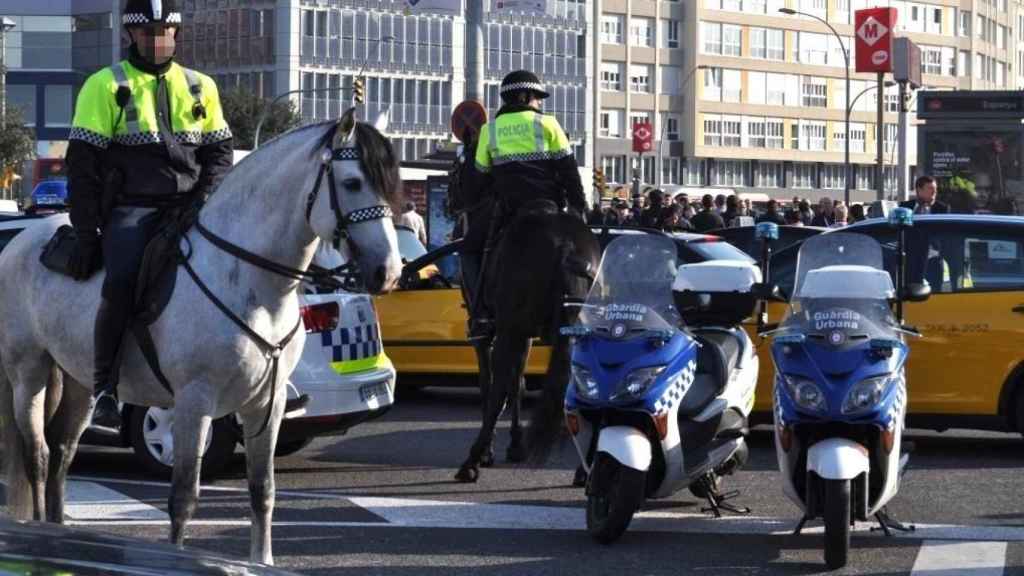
[334,107,357,148]
[371,107,390,132]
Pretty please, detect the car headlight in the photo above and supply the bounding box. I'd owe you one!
[572,365,600,400]
[612,366,667,401]
[842,375,896,415]
[782,374,827,413]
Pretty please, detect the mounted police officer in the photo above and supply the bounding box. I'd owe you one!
[465,70,586,338]
[65,0,233,430]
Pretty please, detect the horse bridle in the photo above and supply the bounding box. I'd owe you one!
[306,145,394,253]
[178,139,394,438]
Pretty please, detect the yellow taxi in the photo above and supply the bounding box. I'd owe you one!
[746,214,1024,437]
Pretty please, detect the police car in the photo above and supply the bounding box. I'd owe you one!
[0,213,396,478]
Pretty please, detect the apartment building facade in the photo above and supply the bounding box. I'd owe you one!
[598,0,1021,201]
[177,0,593,163]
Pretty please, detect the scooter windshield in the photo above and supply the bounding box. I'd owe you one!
[579,234,682,338]
[782,233,898,344]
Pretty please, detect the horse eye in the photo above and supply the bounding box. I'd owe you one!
[342,178,362,192]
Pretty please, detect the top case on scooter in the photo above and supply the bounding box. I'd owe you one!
[672,261,761,327]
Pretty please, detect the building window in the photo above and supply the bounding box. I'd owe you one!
[703,67,722,101]
[660,66,681,95]
[704,115,722,146]
[683,158,706,186]
[702,22,722,54]
[601,15,624,44]
[602,155,627,184]
[767,29,784,60]
[663,114,680,140]
[722,115,742,147]
[663,19,680,49]
[44,85,72,127]
[792,163,816,188]
[600,109,623,138]
[751,28,767,59]
[747,118,766,147]
[821,164,846,189]
[723,24,741,56]
[856,166,874,190]
[630,64,652,93]
[922,46,942,75]
[661,157,681,185]
[766,119,784,149]
[630,111,651,128]
[756,161,783,188]
[801,76,827,107]
[723,69,742,102]
[7,85,36,127]
[960,10,971,37]
[766,73,786,105]
[801,121,826,151]
[711,159,747,186]
[601,62,623,91]
[797,32,829,65]
[630,17,653,48]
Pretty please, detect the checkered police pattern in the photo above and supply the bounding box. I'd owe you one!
[886,375,907,431]
[345,205,393,224]
[653,359,697,416]
[121,11,181,24]
[70,127,111,149]
[500,81,545,94]
[202,127,233,145]
[321,323,381,362]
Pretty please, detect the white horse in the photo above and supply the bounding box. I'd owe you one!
[0,109,402,565]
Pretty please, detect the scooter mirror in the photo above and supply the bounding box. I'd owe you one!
[755,222,779,241]
[752,282,786,302]
[888,207,914,228]
[904,282,931,302]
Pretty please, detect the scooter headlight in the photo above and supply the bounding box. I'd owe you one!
[612,366,667,401]
[571,364,600,400]
[782,375,826,413]
[842,375,896,415]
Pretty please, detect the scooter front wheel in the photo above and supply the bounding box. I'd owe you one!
[823,478,851,569]
[586,458,646,544]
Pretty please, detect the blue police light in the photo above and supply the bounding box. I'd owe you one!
[888,207,913,227]
[755,222,779,240]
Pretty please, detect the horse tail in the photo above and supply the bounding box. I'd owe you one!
[0,353,32,519]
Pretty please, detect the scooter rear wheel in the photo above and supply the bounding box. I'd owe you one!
[586,458,645,544]
[823,479,851,569]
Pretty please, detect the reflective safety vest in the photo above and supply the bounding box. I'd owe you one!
[70,60,230,151]
[474,109,573,173]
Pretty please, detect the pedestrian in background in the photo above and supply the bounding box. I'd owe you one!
[756,199,786,225]
[849,203,866,223]
[811,197,835,227]
[396,201,427,246]
[691,194,726,232]
[831,202,849,228]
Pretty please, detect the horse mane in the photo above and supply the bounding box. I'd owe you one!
[236,120,404,209]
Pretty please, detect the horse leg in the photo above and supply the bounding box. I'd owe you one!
[506,339,532,464]
[472,337,495,468]
[238,380,286,565]
[44,372,93,523]
[168,389,215,548]
[9,354,56,521]
[455,334,517,483]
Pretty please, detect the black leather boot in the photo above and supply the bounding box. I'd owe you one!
[92,300,128,430]
[460,252,493,341]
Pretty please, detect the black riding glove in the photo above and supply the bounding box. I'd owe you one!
[68,231,101,281]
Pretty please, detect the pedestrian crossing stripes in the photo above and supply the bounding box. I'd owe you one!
[910,541,1007,576]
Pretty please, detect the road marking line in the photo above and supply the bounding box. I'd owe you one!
[64,480,166,521]
[910,541,1006,576]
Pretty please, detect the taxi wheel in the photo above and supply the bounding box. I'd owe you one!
[128,406,238,480]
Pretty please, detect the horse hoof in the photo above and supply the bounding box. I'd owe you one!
[480,452,495,468]
[506,445,526,463]
[572,465,588,487]
[454,465,479,483]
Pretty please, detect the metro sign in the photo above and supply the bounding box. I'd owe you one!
[855,8,897,73]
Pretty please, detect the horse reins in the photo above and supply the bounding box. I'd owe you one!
[178,139,394,438]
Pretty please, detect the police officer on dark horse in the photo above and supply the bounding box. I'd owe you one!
[455,70,599,483]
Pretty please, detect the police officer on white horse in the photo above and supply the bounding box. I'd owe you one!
[65,0,233,429]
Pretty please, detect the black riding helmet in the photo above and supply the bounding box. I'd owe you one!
[122,0,182,28]
[500,70,550,104]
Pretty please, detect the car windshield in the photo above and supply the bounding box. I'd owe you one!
[579,234,682,337]
[781,233,898,343]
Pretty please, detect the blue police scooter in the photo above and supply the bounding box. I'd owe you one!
[759,209,928,569]
[564,234,760,544]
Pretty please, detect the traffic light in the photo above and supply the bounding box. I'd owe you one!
[593,168,606,194]
[353,77,365,104]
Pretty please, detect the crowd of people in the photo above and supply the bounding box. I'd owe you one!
[586,176,947,233]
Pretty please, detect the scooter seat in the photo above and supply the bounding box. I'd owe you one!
[678,331,736,417]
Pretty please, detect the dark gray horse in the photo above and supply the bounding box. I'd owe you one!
[456,203,600,482]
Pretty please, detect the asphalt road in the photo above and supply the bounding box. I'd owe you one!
[56,385,1024,575]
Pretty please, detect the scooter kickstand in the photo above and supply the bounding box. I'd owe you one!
[792,516,810,536]
[701,489,752,518]
[871,508,916,536]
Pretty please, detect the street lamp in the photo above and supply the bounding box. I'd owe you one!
[778,8,851,205]
[657,64,708,188]
[1,17,17,132]
[254,35,395,148]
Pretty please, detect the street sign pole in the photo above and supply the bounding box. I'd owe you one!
[876,72,885,200]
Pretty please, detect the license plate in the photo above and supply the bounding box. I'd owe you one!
[359,382,388,403]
